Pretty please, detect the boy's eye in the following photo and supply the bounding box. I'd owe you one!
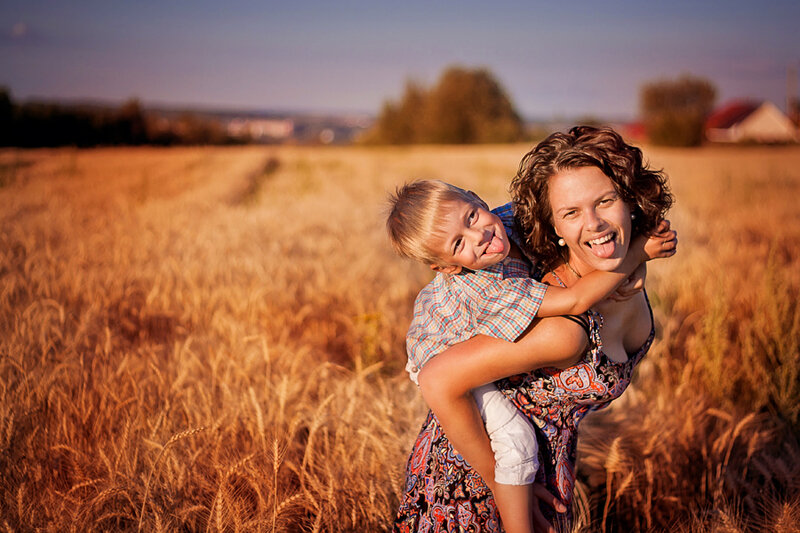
[453,238,463,254]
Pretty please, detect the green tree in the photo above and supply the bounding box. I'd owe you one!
[640,75,716,147]
[368,66,524,144]
[369,81,426,144]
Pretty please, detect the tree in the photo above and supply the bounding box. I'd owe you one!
[113,98,149,145]
[640,75,716,147]
[368,66,524,144]
[0,87,12,146]
[369,81,426,144]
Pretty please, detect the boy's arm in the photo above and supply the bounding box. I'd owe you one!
[610,263,647,302]
[537,222,677,317]
[417,316,587,486]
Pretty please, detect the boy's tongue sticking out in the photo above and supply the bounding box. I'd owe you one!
[486,234,506,254]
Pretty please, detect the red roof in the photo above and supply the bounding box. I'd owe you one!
[705,100,760,130]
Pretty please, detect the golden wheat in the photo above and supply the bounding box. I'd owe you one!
[1,143,798,531]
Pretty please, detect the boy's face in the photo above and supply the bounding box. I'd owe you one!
[429,198,511,274]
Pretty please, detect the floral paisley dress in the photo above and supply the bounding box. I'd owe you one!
[393,284,655,532]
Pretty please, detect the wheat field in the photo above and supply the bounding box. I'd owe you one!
[1,143,799,532]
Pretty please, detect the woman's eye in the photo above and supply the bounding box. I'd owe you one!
[468,210,477,224]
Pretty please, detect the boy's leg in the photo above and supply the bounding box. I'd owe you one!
[473,384,540,533]
[420,378,539,531]
[491,484,535,533]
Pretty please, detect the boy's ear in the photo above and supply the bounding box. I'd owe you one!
[430,263,462,274]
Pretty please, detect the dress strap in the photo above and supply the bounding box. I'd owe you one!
[562,314,591,337]
[548,269,592,336]
[548,269,567,288]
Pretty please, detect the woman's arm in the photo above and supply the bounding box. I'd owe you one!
[417,316,587,485]
[418,316,587,394]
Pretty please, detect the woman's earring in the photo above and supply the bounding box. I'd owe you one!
[631,213,636,220]
[557,238,566,247]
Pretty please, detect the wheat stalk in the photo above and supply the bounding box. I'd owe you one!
[138,426,207,533]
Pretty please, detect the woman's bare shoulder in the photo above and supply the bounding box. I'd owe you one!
[540,269,561,287]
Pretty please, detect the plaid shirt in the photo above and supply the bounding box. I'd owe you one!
[406,203,547,384]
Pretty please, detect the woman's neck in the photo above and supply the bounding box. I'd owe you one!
[554,256,592,287]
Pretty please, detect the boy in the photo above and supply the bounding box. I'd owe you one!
[387,179,673,533]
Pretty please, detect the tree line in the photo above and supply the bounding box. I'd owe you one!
[2,70,720,148]
[366,68,718,147]
[0,88,237,147]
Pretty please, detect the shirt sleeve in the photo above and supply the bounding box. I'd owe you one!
[405,275,469,384]
[455,275,548,343]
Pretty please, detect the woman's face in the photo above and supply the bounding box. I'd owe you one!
[548,165,632,274]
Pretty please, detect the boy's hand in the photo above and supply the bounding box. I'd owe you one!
[643,219,678,260]
[610,263,646,301]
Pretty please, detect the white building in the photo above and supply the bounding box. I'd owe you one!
[227,118,294,141]
[706,101,798,143]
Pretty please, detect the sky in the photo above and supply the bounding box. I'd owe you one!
[2,0,799,120]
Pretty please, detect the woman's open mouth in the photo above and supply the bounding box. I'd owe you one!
[585,232,617,259]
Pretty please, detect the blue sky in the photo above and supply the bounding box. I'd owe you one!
[2,0,799,119]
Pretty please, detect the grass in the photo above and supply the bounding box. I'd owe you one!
[0,143,799,531]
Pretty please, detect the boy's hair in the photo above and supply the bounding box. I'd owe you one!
[386,180,486,266]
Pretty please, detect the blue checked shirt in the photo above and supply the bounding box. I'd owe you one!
[405,203,548,385]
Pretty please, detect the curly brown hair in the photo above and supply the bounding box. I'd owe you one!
[510,125,674,271]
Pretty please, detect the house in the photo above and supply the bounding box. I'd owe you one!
[705,101,798,143]
[226,118,294,142]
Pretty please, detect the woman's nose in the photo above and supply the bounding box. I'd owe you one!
[584,209,603,230]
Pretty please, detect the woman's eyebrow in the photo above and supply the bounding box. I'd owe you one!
[595,190,619,201]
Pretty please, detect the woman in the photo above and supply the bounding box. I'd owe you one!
[393,126,675,532]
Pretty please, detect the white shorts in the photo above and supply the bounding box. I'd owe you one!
[472,383,540,486]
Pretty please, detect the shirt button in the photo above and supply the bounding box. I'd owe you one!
[411,366,419,372]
